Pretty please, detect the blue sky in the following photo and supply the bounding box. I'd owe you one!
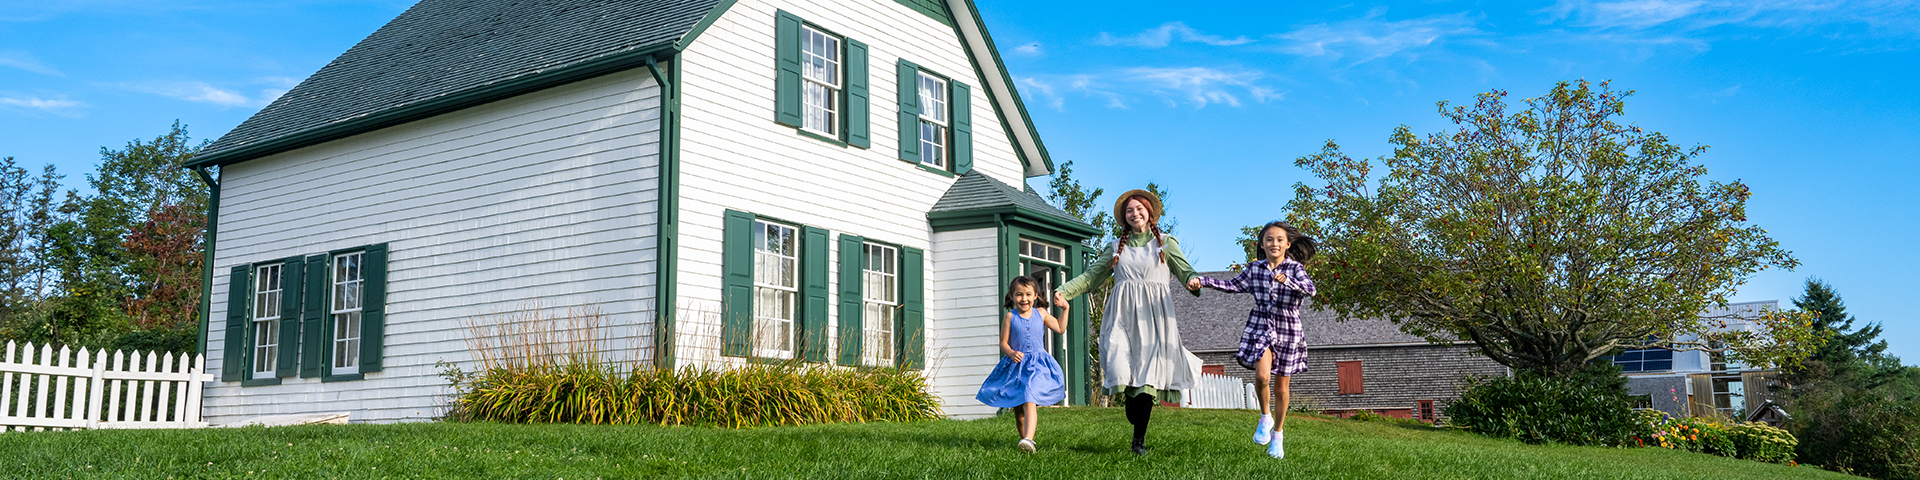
[2,1,1916,363]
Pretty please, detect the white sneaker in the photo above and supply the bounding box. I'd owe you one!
[1268,430,1284,459]
[1018,438,1036,453]
[1254,414,1275,445]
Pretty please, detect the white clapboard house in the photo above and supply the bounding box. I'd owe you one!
[184,0,1101,423]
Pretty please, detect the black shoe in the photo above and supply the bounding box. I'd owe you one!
[1131,439,1146,456]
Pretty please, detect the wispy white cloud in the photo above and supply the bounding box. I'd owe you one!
[1095,22,1254,48]
[1019,66,1280,110]
[0,51,62,76]
[1271,9,1481,63]
[118,80,287,108]
[0,95,87,115]
[1538,0,1920,48]
[1017,77,1062,110]
[1122,67,1281,108]
[1012,42,1043,56]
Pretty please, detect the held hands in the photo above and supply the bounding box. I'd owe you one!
[1186,277,1203,291]
[1052,291,1066,307]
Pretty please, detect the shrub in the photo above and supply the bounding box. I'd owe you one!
[1444,366,1635,446]
[1788,384,1920,480]
[1727,422,1797,464]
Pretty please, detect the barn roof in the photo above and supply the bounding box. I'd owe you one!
[1170,271,1450,353]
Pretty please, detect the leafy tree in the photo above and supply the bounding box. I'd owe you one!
[12,122,209,351]
[1285,80,1819,377]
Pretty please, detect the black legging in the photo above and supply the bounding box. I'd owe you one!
[1125,392,1155,443]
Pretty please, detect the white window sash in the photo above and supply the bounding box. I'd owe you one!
[331,252,365,375]
[754,221,799,359]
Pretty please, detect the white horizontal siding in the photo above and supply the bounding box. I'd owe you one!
[671,0,1026,391]
[205,69,663,424]
[928,228,1001,419]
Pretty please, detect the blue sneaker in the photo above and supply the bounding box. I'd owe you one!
[1268,430,1285,459]
[1253,415,1274,445]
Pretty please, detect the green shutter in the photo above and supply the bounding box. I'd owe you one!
[275,258,304,378]
[837,235,865,365]
[897,60,921,162]
[359,243,389,374]
[899,247,925,369]
[845,39,871,148]
[721,210,755,357]
[951,81,972,174]
[801,226,830,362]
[221,265,250,382]
[774,11,803,127]
[301,254,326,378]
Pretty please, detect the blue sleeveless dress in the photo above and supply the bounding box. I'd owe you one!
[975,308,1067,408]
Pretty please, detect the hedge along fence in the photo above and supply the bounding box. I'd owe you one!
[441,303,941,427]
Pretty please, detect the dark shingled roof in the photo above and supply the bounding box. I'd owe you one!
[198,0,720,163]
[1170,271,1449,352]
[930,171,1086,228]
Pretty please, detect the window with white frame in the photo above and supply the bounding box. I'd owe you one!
[800,26,841,136]
[862,243,898,367]
[1018,238,1067,358]
[251,264,282,377]
[916,72,949,168]
[332,252,365,375]
[754,220,799,359]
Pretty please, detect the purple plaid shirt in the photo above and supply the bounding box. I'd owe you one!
[1200,258,1316,321]
[1200,258,1317,375]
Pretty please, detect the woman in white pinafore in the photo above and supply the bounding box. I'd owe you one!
[1055,189,1203,456]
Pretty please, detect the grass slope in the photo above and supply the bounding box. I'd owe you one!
[2,407,1849,479]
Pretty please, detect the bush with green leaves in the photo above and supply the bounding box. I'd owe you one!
[1788,384,1920,479]
[1727,422,1798,464]
[1444,368,1635,446]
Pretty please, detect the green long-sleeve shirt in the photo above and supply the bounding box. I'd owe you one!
[1059,232,1202,300]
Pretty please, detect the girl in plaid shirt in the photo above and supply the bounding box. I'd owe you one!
[1188,221,1317,458]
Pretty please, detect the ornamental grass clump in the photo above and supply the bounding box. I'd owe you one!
[441,304,941,427]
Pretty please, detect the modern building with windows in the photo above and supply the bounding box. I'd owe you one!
[1615,300,1787,419]
[184,0,1099,423]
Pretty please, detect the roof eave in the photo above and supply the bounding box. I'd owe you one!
[185,41,682,170]
[947,0,1054,178]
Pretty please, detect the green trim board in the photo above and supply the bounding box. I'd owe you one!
[894,0,954,26]
[929,205,1099,238]
[675,0,741,51]
[185,41,680,169]
[645,56,683,369]
[193,167,219,355]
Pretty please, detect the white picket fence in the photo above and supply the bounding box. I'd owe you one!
[1184,372,1261,409]
[0,341,212,432]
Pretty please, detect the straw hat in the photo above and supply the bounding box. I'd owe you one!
[1112,189,1162,227]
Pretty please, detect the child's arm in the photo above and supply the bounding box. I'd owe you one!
[999,311,1024,363]
[1280,262,1317,296]
[1042,301,1069,334]
[1197,266,1256,293]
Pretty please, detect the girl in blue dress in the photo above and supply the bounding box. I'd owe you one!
[976,274,1069,453]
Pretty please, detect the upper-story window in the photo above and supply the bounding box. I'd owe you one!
[754,220,800,360]
[916,72,949,168]
[800,26,842,136]
[1613,347,1673,372]
[251,264,283,377]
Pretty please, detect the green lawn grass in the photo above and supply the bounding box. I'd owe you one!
[1,407,1851,479]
